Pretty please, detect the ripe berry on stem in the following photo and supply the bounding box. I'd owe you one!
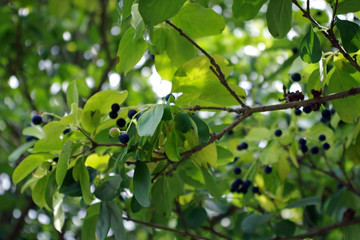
[294,109,302,116]
[109,111,118,119]
[63,128,71,135]
[119,133,130,144]
[116,118,126,128]
[298,138,306,145]
[128,109,137,119]
[323,143,330,150]
[265,165,272,174]
[291,73,301,82]
[234,167,242,175]
[237,142,248,150]
[111,103,120,112]
[275,129,282,137]
[300,144,308,153]
[32,115,42,125]
[311,146,319,154]
[252,186,260,194]
[303,106,312,114]
[319,134,326,141]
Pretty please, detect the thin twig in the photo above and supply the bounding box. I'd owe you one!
[181,105,241,113]
[330,0,339,31]
[292,0,360,72]
[269,216,360,240]
[122,216,213,240]
[165,20,248,108]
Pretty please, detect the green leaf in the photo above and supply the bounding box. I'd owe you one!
[94,175,122,201]
[131,196,143,213]
[137,105,164,137]
[184,206,207,229]
[79,162,93,204]
[53,193,65,232]
[32,174,49,209]
[164,126,181,162]
[245,127,272,141]
[171,2,225,38]
[336,19,360,53]
[165,28,195,67]
[155,52,177,80]
[285,196,321,208]
[66,80,78,108]
[83,90,128,115]
[189,115,210,145]
[13,154,52,184]
[22,125,45,139]
[201,167,222,200]
[81,203,100,240]
[174,112,192,133]
[49,0,70,17]
[233,0,267,21]
[328,65,360,123]
[115,28,147,74]
[56,141,73,186]
[307,68,322,97]
[96,202,111,240]
[32,122,66,153]
[241,213,273,233]
[133,161,151,207]
[272,220,296,237]
[138,0,185,26]
[8,141,36,163]
[300,26,322,63]
[266,0,292,38]
[216,146,233,165]
[151,176,172,217]
[45,171,57,210]
[107,202,126,240]
[337,0,360,14]
[193,143,217,167]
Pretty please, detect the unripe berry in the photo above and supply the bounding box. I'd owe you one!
[109,127,121,138]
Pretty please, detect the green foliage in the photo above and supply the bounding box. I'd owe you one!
[2,0,360,240]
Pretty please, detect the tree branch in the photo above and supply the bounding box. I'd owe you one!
[269,216,360,240]
[292,0,360,72]
[165,20,248,108]
[122,216,214,240]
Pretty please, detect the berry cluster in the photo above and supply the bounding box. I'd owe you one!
[298,134,331,155]
[109,103,120,119]
[230,177,259,195]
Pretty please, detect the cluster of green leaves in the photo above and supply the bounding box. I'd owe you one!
[3,0,360,239]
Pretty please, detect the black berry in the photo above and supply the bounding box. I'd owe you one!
[252,186,260,194]
[63,128,70,135]
[234,167,242,175]
[233,157,239,162]
[237,142,248,150]
[300,144,308,153]
[231,178,242,190]
[127,109,137,119]
[311,146,319,154]
[294,109,302,116]
[111,103,120,112]
[109,111,118,119]
[264,165,272,174]
[164,93,174,101]
[116,118,126,128]
[119,133,130,144]
[32,115,42,125]
[303,106,312,114]
[322,142,330,150]
[298,138,307,145]
[238,186,248,194]
[136,113,142,120]
[243,179,252,188]
[275,129,282,137]
[53,157,59,163]
[291,73,301,82]
[321,109,331,121]
[319,134,326,141]
[292,47,299,55]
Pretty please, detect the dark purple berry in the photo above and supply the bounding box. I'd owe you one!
[243,179,251,188]
[63,128,70,135]
[264,165,272,174]
[111,103,120,112]
[136,113,142,120]
[119,133,130,144]
[303,106,312,114]
[127,109,137,119]
[292,47,299,54]
[323,143,330,150]
[300,144,308,153]
[231,178,242,189]
[53,157,59,163]
[116,118,126,128]
[291,73,301,82]
[32,115,42,125]
[49,165,53,171]
[164,93,174,101]
[252,186,260,194]
[311,146,319,154]
[237,142,248,150]
[238,186,248,194]
[234,167,242,175]
[275,129,282,137]
[294,109,302,116]
[319,134,326,141]
[109,111,118,119]
[298,138,306,145]
[322,109,331,121]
